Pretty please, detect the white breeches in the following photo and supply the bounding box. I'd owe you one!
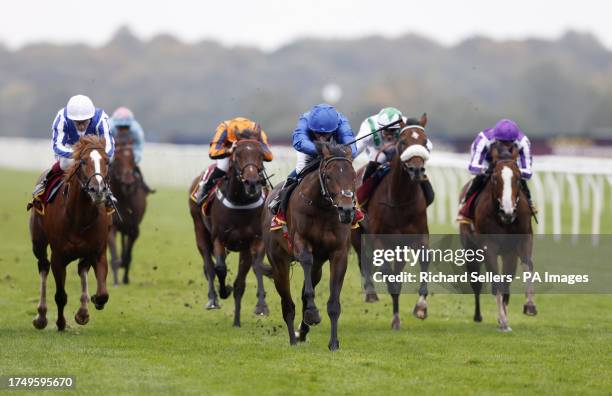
[295,151,314,173]
[216,157,230,172]
[59,157,74,171]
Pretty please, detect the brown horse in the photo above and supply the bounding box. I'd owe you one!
[29,135,112,331]
[459,144,536,331]
[107,138,149,285]
[262,142,357,351]
[352,115,431,330]
[188,139,271,327]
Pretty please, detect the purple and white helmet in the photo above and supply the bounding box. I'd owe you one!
[492,119,519,141]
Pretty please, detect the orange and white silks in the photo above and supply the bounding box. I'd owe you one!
[209,117,273,161]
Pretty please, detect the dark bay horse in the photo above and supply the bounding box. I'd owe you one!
[459,145,536,331]
[352,114,432,330]
[188,139,271,327]
[29,135,112,331]
[107,138,150,285]
[262,142,357,351]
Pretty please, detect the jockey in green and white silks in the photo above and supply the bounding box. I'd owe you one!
[355,107,432,181]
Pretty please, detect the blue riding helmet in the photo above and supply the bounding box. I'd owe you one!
[306,104,340,133]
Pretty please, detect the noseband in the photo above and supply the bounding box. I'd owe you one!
[230,140,266,185]
[318,156,355,209]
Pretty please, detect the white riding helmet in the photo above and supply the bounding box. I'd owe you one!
[66,95,95,121]
[377,107,403,129]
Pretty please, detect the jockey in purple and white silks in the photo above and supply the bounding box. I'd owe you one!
[32,95,115,205]
[458,118,534,221]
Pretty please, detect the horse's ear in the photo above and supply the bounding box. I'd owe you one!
[490,144,500,163]
[419,113,428,127]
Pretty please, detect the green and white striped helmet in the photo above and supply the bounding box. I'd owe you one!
[377,107,403,129]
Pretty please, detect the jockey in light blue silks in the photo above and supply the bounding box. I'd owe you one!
[109,107,152,192]
[268,103,361,228]
[32,95,115,206]
[457,118,534,222]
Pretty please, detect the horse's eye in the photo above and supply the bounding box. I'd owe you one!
[80,159,87,166]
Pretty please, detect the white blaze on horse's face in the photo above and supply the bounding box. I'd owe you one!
[89,150,104,187]
[500,166,515,215]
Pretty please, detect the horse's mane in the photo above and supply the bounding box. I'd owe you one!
[65,135,108,180]
[315,141,350,159]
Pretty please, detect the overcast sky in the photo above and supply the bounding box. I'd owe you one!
[2,0,611,51]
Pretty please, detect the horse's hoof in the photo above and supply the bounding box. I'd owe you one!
[206,299,220,310]
[233,320,241,328]
[254,303,269,316]
[303,308,321,326]
[391,315,401,330]
[499,325,513,332]
[90,294,108,310]
[523,303,537,316]
[474,314,483,322]
[219,286,233,299]
[412,302,428,320]
[122,277,130,285]
[56,318,66,332]
[365,292,379,303]
[74,308,90,326]
[328,340,340,351]
[32,316,48,330]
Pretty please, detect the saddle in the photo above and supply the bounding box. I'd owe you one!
[27,168,65,215]
[190,165,221,216]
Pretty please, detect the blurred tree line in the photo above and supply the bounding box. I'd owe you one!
[1,27,611,142]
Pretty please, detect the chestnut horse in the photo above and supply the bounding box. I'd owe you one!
[107,137,150,286]
[29,135,112,331]
[352,115,431,330]
[459,144,536,331]
[188,139,271,327]
[262,142,357,351]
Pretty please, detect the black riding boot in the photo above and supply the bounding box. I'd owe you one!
[520,179,536,213]
[270,176,298,215]
[135,165,154,193]
[363,161,380,181]
[462,174,488,203]
[421,177,435,206]
[196,167,227,205]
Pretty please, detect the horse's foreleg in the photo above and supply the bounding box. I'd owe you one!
[32,242,50,330]
[467,259,483,322]
[297,265,322,342]
[75,260,91,325]
[192,215,218,309]
[213,239,232,299]
[384,260,405,330]
[50,254,67,331]
[294,237,320,327]
[352,228,378,303]
[270,253,296,345]
[521,238,537,316]
[413,256,430,320]
[328,250,348,351]
[108,227,120,286]
[232,250,251,327]
[90,253,109,310]
[251,239,269,316]
[122,230,139,285]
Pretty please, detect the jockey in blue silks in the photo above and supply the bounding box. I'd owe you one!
[110,107,152,192]
[269,103,359,228]
[457,118,534,222]
[32,95,115,206]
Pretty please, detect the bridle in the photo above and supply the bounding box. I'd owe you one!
[230,139,267,186]
[110,144,137,187]
[318,155,355,209]
[395,125,428,174]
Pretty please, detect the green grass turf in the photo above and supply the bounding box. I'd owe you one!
[0,168,611,395]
